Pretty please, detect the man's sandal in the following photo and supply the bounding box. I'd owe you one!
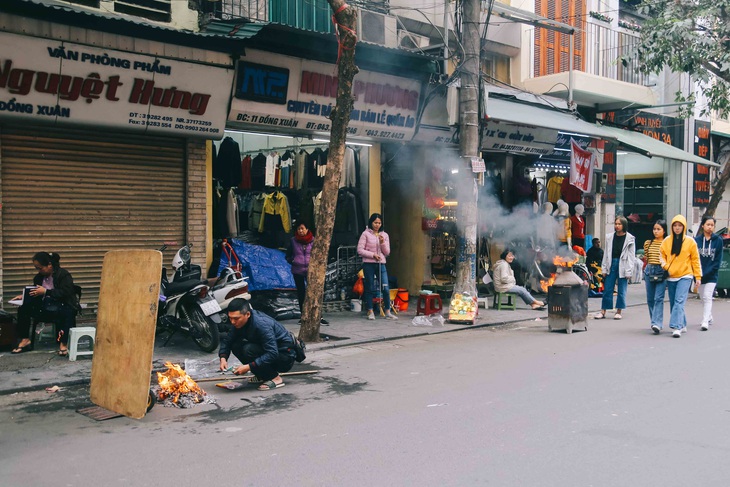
[258,380,285,391]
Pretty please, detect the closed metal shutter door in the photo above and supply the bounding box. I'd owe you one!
[1,125,186,312]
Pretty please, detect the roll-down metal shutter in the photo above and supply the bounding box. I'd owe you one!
[1,125,186,312]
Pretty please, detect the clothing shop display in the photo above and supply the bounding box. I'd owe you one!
[561,176,583,204]
[239,155,252,190]
[250,153,267,190]
[215,137,243,188]
[546,176,564,203]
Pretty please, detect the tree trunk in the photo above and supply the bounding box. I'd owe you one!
[452,0,480,322]
[704,145,730,217]
[299,1,359,343]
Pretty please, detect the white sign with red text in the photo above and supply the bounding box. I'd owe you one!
[570,138,595,192]
[0,32,233,138]
[228,49,422,142]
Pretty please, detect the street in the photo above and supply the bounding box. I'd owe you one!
[1,298,730,486]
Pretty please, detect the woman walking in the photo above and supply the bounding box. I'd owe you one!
[661,215,702,338]
[357,213,397,320]
[644,220,668,334]
[694,215,723,331]
[595,216,636,320]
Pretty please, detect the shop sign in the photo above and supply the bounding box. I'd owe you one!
[540,133,592,162]
[0,32,233,138]
[481,123,557,155]
[693,120,711,207]
[604,109,684,149]
[569,139,594,192]
[229,50,421,142]
[601,140,618,203]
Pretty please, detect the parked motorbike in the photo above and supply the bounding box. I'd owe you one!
[208,266,251,325]
[157,245,221,353]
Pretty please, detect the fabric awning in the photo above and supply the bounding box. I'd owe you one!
[484,97,617,140]
[597,125,718,167]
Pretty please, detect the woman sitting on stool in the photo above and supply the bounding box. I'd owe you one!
[493,249,546,310]
[11,252,80,355]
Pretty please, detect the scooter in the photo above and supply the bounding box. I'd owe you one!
[157,245,221,353]
[208,266,251,325]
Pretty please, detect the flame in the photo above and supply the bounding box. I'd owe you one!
[540,274,556,293]
[553,254,579,267]
[156,362,206,404]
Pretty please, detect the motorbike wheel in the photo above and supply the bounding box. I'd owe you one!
[146,389,156,413]
[181,303,220,353]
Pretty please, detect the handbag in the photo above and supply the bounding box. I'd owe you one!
[289,331,307,363]
[41,295,62,314]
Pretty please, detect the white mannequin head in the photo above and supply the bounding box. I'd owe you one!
[574,204,585,216]
[556,200,569,217]
[540,202,553,215]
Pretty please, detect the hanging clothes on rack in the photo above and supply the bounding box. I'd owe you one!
[295,149,308,189]
[265,151,279,187]
[340,146,356,188]
[226,188,239,237]
[215,137,242,188]
[239,154,252,190]
[280,150,294,189]
[546,175,564,203]
[250,152,267,190]
[259,191,292,249]
[248,192,266,231]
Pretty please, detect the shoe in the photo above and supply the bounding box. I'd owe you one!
[701,323,709,331]
[709,317,713,325]
[320,318,329,325]
[385,312,398,321]
[58,349,68,357]
[672,329,681,338]
[593,312,606,319]
[681,327,688,334]
[651,325,660,335]
[11,343,33,354]
[613,313,623,320]
[367,311,375,320]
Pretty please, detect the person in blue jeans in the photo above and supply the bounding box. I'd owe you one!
[643,220,668,333]
[660,214,702,338]
[595,216,636,320]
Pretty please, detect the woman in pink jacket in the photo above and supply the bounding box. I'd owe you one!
[357,213,398,320]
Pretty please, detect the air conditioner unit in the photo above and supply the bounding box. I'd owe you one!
[357,9,398,48]
[397,30,429,50]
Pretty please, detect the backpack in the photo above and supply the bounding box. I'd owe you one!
[289,331,307,363]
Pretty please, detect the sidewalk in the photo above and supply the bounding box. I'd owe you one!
[0,284,656,395]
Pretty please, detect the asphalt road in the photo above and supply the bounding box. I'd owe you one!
[1,297,729,486]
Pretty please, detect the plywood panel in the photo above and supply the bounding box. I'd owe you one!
[90,250,162,419]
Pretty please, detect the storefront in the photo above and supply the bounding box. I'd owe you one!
[211,48,425,302]
[0,30,234,309]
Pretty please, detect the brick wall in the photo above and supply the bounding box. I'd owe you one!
[186,139,209,272]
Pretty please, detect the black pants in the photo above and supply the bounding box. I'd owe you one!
[573,237,585,250]
[230,342,295,382]
[17,301,76,345]
[293,273,307,312]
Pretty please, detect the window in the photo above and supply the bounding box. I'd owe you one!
[534,0,586,76]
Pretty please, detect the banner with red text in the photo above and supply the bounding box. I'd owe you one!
[569,138,594,192]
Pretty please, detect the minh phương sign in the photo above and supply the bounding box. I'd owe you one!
[228,50,421,142]
[0,32,234,138]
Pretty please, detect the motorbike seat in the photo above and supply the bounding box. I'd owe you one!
[164,279,206,297]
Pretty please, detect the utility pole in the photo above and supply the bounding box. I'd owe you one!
[451,0,481,323]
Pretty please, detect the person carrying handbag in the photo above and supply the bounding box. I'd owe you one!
[643,220,668,334]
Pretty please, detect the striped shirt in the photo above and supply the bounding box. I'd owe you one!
[644,239,663,265]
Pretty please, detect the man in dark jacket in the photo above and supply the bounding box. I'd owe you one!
[219,298,296,390]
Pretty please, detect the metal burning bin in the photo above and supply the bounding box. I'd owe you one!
[547,268,589,334]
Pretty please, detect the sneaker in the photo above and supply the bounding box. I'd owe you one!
[367,311,375,320]
[651,325,660,335]
[681,327,688,334]
[709,317,713,325]
[320,318,329,325]
[701,322,709,331]
[385,312,398,321]
[672,329,681,338]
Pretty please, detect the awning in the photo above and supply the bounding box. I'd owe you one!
[598,125,719,167]
[484,97,617,140]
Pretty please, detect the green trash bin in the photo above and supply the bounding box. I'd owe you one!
[716,248,730,291]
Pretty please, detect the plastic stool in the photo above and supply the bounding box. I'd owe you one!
[416,293,443,316]
[68,326,96,361]
[476,296,490,309]
[493,292,516,311]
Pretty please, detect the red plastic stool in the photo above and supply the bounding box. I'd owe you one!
[416,293,443,316]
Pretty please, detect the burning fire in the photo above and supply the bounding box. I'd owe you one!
[156,362,207,405]
[539,252,580,292]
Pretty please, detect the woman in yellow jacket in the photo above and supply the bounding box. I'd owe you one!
[660,215,702,338]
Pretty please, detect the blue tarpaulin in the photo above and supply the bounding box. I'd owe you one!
[217,240,295,291]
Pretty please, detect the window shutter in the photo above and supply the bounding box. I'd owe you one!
[534,0,585,76]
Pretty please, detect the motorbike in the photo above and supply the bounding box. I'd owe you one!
[157,245,221,353]
[208,266,251,325]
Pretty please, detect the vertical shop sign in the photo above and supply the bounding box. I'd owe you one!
[693,120,711,206]
[602,141,617,203]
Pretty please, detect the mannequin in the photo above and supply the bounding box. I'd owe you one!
[555,200,572,248]
[571,204,586,250]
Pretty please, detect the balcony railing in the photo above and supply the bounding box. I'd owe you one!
[527,22,651,87]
